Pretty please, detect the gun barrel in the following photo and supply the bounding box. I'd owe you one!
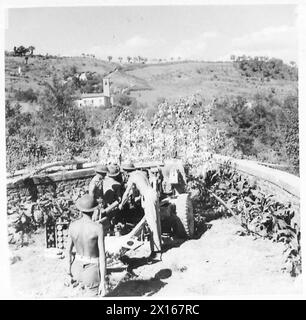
[96,201,119,223]
[102,200,119,214]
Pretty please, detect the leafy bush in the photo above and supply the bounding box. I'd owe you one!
[187,160,301,276]
[233,56,298,81]
[283,94,299,175]
[37,76,88,157]
[6,101,49,172]
[98,96,210,164]
[210,91,299,174]
[15,88,38,102]
[7,192,84,246]
[115,93,134,106]
[6,101,32,135]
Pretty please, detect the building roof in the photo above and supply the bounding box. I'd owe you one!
[78,93,105,99]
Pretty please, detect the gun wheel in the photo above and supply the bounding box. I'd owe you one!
[173,193,194,238]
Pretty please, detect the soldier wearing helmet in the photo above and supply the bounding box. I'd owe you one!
[103,163,123,207]
[99,163,124,233]
[88,164,108,202]
[65,194,107,296]
[119,161,162,260]
[88,164,108,221]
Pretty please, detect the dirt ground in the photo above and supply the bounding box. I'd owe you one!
[9,217,302,298]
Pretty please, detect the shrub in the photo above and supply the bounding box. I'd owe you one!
[210,91,299,173]
[115,93,134,106]
[188,160,301,276]
[283,94,299,175]
[6,101,32,135]
[15,88,38,102]
[37,76,88,157]
[233,56,298,81]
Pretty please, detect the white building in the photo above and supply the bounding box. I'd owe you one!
[75,93,114,108]
[74,78,113,108]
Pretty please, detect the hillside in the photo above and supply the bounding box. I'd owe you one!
[5,56,297,110]
[5,56,150,111]
[126,61,297,105]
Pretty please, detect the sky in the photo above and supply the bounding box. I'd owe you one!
[4,5,298,63]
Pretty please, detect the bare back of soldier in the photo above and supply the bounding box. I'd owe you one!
[69,218,100,258]
[66,194,107,296]
[67,216,106,296]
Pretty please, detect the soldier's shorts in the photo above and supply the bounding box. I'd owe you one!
[73,261,100,296]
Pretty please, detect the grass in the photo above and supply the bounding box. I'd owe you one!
[5,55,297,110]
[126,61,297,105]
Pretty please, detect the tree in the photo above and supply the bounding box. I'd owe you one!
[38,77,87,156]
[233,55,297,81]
[212,96,255,155]
[13,45,27,56]
[5,100,48,171]
[15,88,38,102]
[107,56,112,62]
[6,101,32,136]
[118,57,123,64]
[283,94,299,174]
[28,46,35,56]
[127,56,132,63]
[116,93,133,107]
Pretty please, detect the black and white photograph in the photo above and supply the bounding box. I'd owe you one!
[1,0,304,300]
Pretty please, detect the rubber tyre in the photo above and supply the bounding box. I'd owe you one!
[173,193,194,238]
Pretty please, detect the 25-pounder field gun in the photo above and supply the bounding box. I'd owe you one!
[99,159,195,256]
[46,159,194,261]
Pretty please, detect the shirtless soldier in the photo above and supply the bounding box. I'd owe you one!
[66,194,107,296]
[119,162,162,260]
